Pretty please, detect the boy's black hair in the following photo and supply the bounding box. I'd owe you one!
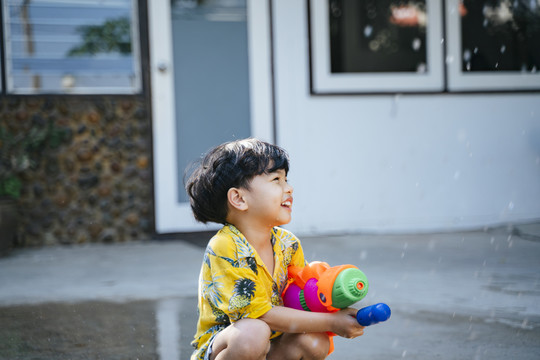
[185,138,289,224]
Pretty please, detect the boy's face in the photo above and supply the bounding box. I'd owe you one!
[242,168,293,227]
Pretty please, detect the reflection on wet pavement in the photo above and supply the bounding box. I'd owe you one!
[0,297,197,360]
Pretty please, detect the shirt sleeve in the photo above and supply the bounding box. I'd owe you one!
[290,236,307,268]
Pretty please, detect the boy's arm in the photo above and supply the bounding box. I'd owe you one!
[259,306,364,339]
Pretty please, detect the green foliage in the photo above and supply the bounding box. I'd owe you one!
[0,118,67,200]
[68,17,132,56]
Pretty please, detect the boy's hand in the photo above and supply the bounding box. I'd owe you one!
[331,308,365,339]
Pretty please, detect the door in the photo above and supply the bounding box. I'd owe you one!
[148,0,274,233]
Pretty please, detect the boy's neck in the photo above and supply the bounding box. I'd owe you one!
[235,222,273,248]
[228,218,273,248]
[231,220,275,276]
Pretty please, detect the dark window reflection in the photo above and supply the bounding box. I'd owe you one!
[329,0,428,73]
[461,0,540,72]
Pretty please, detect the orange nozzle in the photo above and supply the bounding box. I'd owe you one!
[316,264,356,311]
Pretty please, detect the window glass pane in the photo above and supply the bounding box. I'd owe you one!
[329,0,428,73]
[460,0,540,73]
[3,0,141,94]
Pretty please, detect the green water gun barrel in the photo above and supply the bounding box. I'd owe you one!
[331,268,369,309]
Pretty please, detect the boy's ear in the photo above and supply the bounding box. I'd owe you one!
[227,187,248,211]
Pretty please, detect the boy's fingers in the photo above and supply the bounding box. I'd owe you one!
[341,308,358,317]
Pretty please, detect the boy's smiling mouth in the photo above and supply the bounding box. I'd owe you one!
[281,198,293,209]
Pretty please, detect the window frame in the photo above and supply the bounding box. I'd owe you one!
[309,0,445,94]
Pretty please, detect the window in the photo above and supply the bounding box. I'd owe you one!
[2,0,141,94]
[310,0,444,93]
[446,0,540,91]
[310,0,540,93]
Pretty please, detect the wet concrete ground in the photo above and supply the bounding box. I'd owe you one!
[1,223,539,359]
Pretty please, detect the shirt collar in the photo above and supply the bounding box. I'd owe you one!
[225,224,282,275]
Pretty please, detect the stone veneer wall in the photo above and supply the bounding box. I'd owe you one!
[1,96,154,247]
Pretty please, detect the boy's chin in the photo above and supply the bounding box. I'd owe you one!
[276,216,292,226]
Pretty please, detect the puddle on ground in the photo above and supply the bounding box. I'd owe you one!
[0,297,197,360]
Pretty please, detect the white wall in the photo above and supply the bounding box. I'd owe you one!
[272,1,540,235]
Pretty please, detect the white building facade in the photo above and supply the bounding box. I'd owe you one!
[150,0,540,235]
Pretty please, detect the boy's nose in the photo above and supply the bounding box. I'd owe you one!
[285,183,293,194]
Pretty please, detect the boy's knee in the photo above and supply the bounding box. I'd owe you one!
[296,333,330,360]
[230,318,272,357]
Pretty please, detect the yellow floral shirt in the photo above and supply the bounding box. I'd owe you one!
[191,224,306,360]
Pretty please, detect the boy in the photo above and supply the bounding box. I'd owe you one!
[186,138,364,360]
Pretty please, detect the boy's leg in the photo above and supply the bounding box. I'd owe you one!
[209,318,271,360]
[267,332,330,360]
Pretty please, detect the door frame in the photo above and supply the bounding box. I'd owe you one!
[148,0,274,233]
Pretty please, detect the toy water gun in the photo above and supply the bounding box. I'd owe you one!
[282,261,391,353]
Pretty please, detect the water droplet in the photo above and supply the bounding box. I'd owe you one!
[412,38,422,51]
[500,45,506,53]
[446,55,454,64]
[463,49,472,62]
[508,202,514,210]
[364,25,373,37]
[359,250,368,260]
